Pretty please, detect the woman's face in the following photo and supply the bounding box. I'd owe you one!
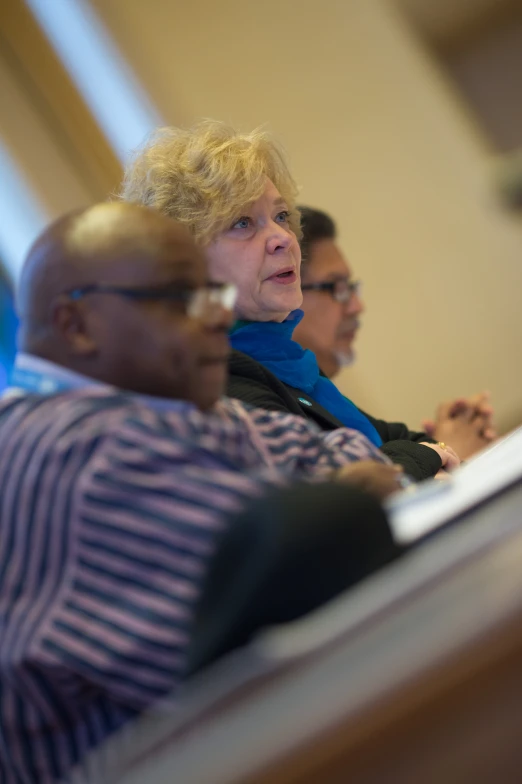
[204,179,302,322]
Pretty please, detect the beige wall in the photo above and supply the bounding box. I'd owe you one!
[91,0,522,432]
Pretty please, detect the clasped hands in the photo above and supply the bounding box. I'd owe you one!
[334,393,495,500]
[421,391,496,461]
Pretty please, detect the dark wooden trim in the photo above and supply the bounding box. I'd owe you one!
[0,0,122,201]
[250,601,522,783]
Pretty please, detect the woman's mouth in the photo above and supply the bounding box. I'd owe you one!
[267,269,297,285]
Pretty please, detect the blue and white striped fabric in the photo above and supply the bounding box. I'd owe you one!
[0,384,386,783]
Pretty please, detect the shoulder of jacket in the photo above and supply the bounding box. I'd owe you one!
[229,350,275,381]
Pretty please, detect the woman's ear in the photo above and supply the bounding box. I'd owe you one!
[51,297,97,356]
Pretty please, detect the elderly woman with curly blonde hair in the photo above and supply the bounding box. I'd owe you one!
[121,121,302,321]
[120,120,458,481]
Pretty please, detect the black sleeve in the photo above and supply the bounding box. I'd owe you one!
[362,410,434,445]
[359,410,441,481]
[380,440,442,480]
[186,482,401,674]
[227,351,305,417]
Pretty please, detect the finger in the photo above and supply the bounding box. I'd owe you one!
[466,412,491,433]
[447,398,468,417]
[465,392,492,417]
[474,413,494,432]
[419,442,458,469]
[441,443,459,458]
[467,391,490,407]
[454,403,478,424]
[471,406,494,427]
[421,419,436,436]
[483,427,497,441]
[453,392,492,423]
[436,400,457,421]
[382,464,404,477]
[380,464,404,482]
[426,442,460,469]
[440,397,475,423]
[434,469,451,480]
[382,473,409,498]
[441,445,460,470]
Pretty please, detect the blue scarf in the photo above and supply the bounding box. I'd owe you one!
[230,310,382,447]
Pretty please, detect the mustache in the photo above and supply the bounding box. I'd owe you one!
[337,318,361,337]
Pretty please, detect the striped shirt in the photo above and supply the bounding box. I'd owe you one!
[0,387,384,783]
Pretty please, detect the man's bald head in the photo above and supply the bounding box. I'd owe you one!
[15,202,232,409]
[17,202,197,347]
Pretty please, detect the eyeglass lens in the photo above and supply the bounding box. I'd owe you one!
[187,284,238,320]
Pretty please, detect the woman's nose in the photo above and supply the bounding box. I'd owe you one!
[265,224,293,254]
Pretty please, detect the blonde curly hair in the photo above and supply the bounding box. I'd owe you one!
[119,120,301,245]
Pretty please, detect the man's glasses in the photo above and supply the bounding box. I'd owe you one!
[66,282,238,322]
[301,278,361,304]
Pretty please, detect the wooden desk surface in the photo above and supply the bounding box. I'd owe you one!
[86,480,522,784]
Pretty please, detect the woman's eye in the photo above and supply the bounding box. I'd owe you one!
[275,210,290,224]
[231,216,251,230]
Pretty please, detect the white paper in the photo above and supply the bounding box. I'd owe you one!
[387,427,522,544]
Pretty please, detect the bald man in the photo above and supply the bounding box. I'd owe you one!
[1,203,400,783]
[16,200,232,410]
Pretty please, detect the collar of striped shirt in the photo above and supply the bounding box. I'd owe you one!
[7,352,199,415]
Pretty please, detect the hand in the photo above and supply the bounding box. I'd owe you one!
[335,461,406,501]
[421,392,497,461]
[419,442,460,471]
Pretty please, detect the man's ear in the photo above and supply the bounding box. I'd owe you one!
[51,298,97,356]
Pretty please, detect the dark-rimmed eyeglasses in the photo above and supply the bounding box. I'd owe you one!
[301,278,361,304]
[65,282,238,321]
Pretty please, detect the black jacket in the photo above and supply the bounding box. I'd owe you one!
[227,350,441,482]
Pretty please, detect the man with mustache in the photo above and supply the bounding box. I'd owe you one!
[294,206,496,460]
